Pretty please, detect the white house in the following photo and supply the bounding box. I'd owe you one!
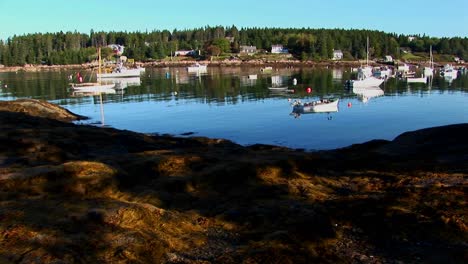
[384,55,393,63]
[271,44,288,54]
[332,50,343,60]
[240,45,257,55]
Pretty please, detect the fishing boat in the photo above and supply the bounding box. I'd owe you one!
[292,98,339,113]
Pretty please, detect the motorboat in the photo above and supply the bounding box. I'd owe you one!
[292,98,339,113]
[406,77,427,83]
[441,64,458,79]
[97,61,145,78]
[187,63,207,73]
[373,66,392,79]
[268,86,289,91]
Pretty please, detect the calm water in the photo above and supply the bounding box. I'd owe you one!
[1,66,467,150]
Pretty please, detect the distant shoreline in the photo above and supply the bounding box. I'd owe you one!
[0,59,466,73]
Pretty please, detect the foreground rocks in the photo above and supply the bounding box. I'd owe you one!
[0,99,467,263]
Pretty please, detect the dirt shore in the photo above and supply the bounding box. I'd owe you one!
[0,99,467,263]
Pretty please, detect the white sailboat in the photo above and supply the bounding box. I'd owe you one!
[347,37,384,88]
[71,47,116,92]
[423,45,434,76]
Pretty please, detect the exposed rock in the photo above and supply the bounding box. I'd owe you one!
[0,99,87,122]
[0,100,466,263]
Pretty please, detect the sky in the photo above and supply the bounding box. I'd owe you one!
[1,0,467,40]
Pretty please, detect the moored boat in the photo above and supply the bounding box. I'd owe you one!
[292,98,339,113]
[187,63,207,73]
[70,47,117,92]
[346,37,384,88]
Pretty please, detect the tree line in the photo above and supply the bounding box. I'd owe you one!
[0,26,467,66]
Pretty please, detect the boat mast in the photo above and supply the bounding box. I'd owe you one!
[366,36,369,66]
[430,45,433,68]
[98,47,102,84]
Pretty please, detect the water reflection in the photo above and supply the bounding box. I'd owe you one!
[1,66,467,102]
[102,77,141,89]
[353,87,384,103]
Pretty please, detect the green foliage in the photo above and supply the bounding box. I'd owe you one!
[212,38,231,53]
[0,27,467,66]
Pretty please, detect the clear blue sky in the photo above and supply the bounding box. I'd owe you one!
[1,0,467,40]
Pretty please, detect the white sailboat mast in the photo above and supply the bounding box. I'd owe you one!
[98,47,102,84]
[366,36,369,66]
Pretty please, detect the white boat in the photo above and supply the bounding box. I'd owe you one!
[97,62,145,78]
[441,64,458,79]
[292,98,339,113]
[406,76,427,83]
[423,45,434,76]
[353,87,384,103]
[260,66,273,72]
[348,72,384,88]
[397,64,410,73]
[70,47,116,92]
[268,86,289,91]
[346,37,384,88]
[187,63,207,73]
[373,66,392,79]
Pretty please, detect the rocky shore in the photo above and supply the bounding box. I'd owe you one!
[2,59,466,73]
[0,99,467,263]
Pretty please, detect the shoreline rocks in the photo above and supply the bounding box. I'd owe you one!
[0,99,466,263]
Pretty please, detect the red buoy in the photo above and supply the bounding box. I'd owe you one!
[348,102,352,108]
[306,87,312,93]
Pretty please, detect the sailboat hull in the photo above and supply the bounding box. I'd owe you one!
[350,77,384,88]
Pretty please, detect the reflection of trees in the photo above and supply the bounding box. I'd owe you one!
[3,68,468,105]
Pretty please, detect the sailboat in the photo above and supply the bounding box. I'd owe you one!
[346,37,384,88]
[70,47,116,92]
[423,45,434,76]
